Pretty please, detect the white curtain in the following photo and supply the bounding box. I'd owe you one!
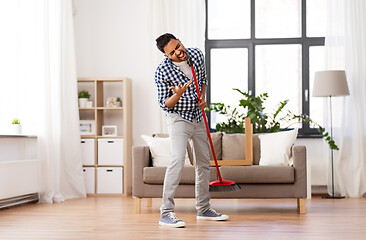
[324,0,366,197]
[148,0,206,132]
[0,0,86,203]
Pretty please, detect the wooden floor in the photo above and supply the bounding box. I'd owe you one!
[0,196,366,240]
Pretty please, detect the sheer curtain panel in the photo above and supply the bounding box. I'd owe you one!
[324,0,366,197]
[0,0,86,203]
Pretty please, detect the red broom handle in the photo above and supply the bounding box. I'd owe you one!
[190,65,223,182]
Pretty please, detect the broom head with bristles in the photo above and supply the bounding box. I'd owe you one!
[209,180,242,192]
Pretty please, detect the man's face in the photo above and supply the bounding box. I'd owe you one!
[163,39,188,62]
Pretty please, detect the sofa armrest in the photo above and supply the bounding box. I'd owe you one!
[292,145,307,198]
[132,146,151,197]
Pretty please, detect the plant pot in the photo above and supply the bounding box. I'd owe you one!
[79,98,88,108]
[116,101,122,107]
[86,101,93,108]
[11,124,22,134]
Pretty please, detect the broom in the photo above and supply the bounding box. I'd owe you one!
[187,57,241,192]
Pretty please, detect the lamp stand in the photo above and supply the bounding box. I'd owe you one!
[323,96,345,199]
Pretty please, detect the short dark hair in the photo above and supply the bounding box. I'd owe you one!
[156,33,176,53]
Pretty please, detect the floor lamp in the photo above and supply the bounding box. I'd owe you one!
[313,70,350,199]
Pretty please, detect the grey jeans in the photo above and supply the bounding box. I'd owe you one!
[160,113,211,216]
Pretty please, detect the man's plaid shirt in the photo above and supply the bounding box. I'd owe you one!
[154,48,207,122]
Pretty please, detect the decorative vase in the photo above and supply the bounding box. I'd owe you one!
[79,98,88,108]
[11,124,22,134]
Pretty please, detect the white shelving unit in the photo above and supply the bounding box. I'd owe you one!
[78,78,132,196]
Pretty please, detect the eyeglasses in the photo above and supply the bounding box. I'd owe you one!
[166,41,182,58]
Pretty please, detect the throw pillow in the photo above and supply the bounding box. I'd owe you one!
[221,133,246,160]
[153,133,194,165]
[209,132,223,160]
[141,135,191,167]
[258,128,298,166]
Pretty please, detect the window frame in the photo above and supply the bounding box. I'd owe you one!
[205,0,325,137]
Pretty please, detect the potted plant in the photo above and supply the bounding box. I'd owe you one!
[78,90,91,108]
[11,118,22,134]
[207,88,338,150]
[116,97,122,107]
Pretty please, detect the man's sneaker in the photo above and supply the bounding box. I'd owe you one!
[159,212,186,228]
[197,208,229,221]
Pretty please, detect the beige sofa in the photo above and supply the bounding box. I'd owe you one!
[132,132,307,214]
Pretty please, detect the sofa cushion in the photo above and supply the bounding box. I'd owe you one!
[219,165,295,183]
[143,166,218,184]
[253,134,261,165]
[221,133,261,165]
[209,132,223,160]
[221,133,245,160]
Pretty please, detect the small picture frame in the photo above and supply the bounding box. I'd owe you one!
[102,125,118,136]
[80,120,96,135]
[105,97,117,107]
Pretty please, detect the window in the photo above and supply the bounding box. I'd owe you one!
[205,0,326,136]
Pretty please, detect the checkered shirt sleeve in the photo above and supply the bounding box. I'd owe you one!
[154,48,207,122]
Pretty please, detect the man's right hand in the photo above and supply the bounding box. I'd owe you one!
[169,80,193,96]
[165,80,193,108]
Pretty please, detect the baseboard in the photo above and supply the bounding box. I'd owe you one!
[312,185,328,196]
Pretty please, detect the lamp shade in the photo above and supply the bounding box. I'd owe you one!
[313,70,350,97]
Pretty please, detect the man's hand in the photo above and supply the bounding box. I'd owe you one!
[165,80,193,108]
[198,84,207,110]
[199,95,207,110]
[169,80,193,96]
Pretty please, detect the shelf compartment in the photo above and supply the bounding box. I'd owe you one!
[98,138,124,166]
[78,81,95,107]
[80,139,95,165]
[97,167,123,194]
[83,167,95,194]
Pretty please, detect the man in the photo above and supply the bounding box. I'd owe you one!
[154,33,229,228]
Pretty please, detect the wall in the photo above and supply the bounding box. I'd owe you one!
[73,0,328,187]
[296,138,328,186]
[73,0,162,147]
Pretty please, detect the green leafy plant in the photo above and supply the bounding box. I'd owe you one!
[12,119,20,124]
[290,113,339,150]
[206,88,339,150]
[78,90,91,99]
[117,97,121,102]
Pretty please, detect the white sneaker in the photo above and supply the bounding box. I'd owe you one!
[159,212,186,228]
[197,208,229,221]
